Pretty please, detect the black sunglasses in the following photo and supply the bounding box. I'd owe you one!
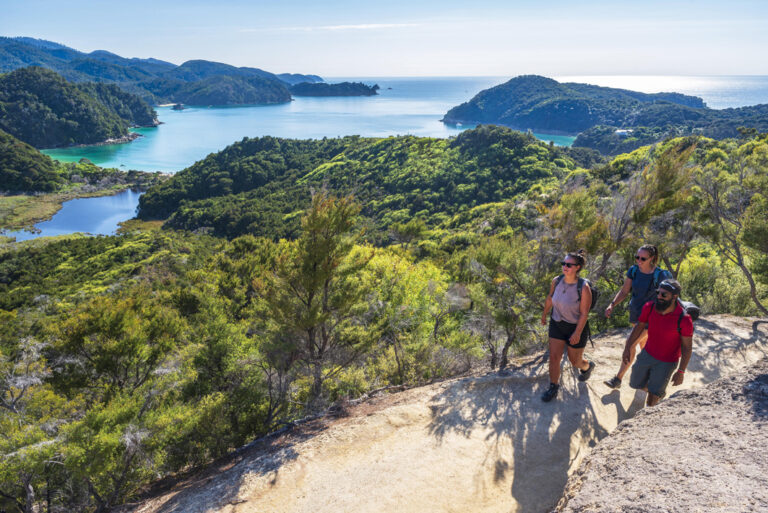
[635,255,648,262]
[561,261,578,268]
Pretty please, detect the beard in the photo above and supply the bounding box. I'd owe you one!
[655,297,674,311]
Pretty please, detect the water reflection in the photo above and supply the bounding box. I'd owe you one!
[2,189,143,242]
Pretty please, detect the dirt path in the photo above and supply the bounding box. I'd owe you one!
[130,315,768,513]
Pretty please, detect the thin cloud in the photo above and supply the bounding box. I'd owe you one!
[241,23,421,33]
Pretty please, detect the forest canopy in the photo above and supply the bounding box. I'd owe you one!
[2,123,767,513]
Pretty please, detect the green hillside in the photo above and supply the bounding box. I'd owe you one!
[0,67,158,148]
[137,126,578,238]
[0,128,63,191]
[2,127,767,512]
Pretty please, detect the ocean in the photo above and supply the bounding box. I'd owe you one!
[41,75,768,174]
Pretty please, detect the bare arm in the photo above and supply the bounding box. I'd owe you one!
[541,278,557,325]
[672,335,693,386]
[605,277,633,317]
[622,321,648,364]
[569,284,592,345]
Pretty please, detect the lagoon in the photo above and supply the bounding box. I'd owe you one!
[2,190,143,242]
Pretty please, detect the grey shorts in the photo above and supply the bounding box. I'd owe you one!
[629,350,678,398]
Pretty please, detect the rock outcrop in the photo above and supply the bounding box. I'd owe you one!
[556,354,768,513]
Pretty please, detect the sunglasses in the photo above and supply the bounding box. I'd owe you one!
[561,262,578,268]
[635,255,649,262]
[656,290,671,299]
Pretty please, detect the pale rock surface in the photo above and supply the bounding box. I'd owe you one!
[555,356,768,513]
[129,315,768,513]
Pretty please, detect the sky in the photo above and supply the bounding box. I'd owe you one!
[3,0,768,76]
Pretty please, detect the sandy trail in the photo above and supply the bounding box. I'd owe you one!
[131,315,768,513]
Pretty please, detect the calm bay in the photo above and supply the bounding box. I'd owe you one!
[13,75,768,241]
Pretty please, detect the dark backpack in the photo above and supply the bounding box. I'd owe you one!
[677,299,700,333]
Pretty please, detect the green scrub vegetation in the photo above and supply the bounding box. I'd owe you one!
[1,126,767,512]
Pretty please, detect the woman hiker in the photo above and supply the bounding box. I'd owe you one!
[540,250,596,402]
[603,244,672,389]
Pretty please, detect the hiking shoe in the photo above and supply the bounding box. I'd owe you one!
[541,383,560,402]
[604,376,622,389]
[578,361,595,382]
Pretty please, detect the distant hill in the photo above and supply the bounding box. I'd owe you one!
[0,37,321,106]
[141,75,291,105]
[443,75,768,154]
[0,67,158,148]
[290,81,379,97]
[277,73,324,85]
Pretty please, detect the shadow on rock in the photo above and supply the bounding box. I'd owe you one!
[745,372,768,420]
[600,388,645,423]
[427,360,610,513]
[686,319,768,382]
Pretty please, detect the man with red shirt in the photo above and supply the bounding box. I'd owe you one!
[622,279,693,407]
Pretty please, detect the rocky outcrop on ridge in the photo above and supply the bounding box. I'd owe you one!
[556,354,768,513]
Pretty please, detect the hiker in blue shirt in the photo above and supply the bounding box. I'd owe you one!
[603,244,673,389]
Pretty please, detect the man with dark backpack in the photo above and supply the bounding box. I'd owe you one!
[622,279,693,407]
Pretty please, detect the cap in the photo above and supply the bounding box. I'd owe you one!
[658,279,682,296]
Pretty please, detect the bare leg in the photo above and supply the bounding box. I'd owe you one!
[566,346,590,372]
[615,326,647,380]
[548,338,566,384]
[646,393,661,407]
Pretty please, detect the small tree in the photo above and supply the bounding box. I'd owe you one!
[260,191,374,409]
[468,235,539,370]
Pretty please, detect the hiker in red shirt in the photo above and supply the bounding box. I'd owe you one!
[622,279,693,407]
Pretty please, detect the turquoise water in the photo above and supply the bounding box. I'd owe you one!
[41,77,574,173]
[2,190,143,242]
[41,75,768,174]
[22,76,768,241]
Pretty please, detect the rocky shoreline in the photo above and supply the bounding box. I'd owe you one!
[41,131,143,151]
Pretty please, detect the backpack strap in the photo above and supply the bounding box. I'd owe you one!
[676,298,687,334]
[576,277,584,303]
[651,267,664,292]
[628,264,638,281]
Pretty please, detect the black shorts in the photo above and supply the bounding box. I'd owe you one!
[548,318,589,349]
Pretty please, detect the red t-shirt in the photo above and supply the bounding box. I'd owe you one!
[638,301,694,362]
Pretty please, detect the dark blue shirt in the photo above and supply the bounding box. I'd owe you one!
[627,267,672,322]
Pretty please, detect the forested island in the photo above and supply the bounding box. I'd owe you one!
[0,67,158,148]
[290,81,379,97]
[443,75,768,154]
[0,37,321,106]
[2,122,767,511]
